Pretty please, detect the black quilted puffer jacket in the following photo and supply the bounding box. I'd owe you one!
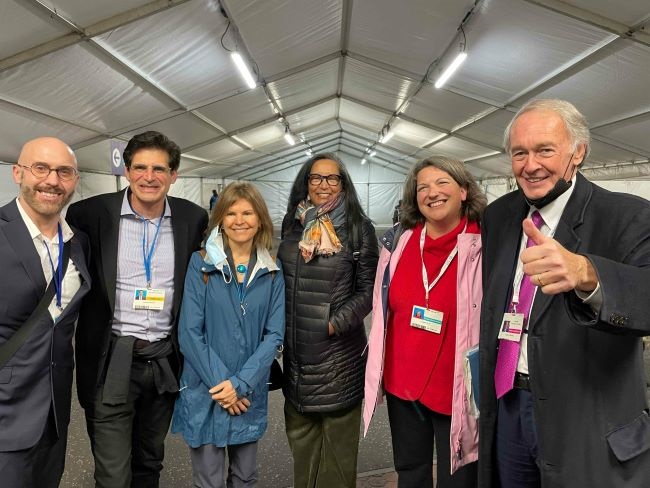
[277,216,379,413]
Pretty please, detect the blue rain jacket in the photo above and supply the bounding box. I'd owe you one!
[171,246,285,447]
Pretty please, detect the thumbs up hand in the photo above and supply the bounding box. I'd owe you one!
[520,218,598,295]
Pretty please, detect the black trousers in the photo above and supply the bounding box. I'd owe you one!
[85,358,176,488]
[386,393,477,488]
[0,409,67,488]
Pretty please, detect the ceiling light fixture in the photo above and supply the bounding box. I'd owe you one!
[284,127,296,146]
[434,26,467,89]
[231,52,257,89]
[361,158,367,165]
[379,130,394,144]
[305,149,313,156]
[370,151,377,157]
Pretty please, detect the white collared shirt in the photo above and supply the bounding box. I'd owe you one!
[16,198,82,321]
[513,176,602,373]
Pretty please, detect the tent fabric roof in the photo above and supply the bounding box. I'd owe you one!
[1,0,649,182]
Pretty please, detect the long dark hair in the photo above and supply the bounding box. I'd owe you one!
[284,153,367,238]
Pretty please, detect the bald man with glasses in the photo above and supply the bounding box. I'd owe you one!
[0,137,90,487]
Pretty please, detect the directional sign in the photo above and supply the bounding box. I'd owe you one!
[110,140,127,176]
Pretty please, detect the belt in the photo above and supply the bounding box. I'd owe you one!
[513,372,530,391]
[133,338,155,350]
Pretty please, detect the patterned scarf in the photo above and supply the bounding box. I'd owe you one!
[295,193,345,263]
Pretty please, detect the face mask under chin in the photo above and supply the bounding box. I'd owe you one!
[518,178,572,209]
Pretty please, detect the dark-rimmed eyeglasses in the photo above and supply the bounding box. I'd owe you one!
[17,163,78,181]
[308,173,341,186]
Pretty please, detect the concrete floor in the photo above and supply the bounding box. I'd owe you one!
[60,387,395,488]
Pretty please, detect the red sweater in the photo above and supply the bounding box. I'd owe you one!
[383,218,479,414]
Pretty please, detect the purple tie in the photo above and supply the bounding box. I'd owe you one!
[494,210,544,399]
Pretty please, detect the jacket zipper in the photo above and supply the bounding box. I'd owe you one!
[293,245,301,409]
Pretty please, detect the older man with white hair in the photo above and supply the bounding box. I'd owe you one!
[479,99,650,488]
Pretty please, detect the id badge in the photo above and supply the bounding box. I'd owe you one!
[133,288,165,310]
[497,313,525,342]
[410,305,443,334]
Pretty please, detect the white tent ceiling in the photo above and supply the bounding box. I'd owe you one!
[1,0,649,183]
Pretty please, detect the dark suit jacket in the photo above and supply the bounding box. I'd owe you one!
[0,200,90,451]
[478,174,650,487]
[66,189,207,409]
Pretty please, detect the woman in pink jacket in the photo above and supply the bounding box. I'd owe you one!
[364,156,486,488]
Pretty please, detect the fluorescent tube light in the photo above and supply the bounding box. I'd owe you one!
[284,131,296,146]
[379,131,394,144]
[434,52,467,89]
[231,52,256,89]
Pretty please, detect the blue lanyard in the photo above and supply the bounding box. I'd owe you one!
[133,203,165,288]
[43,223,64,309]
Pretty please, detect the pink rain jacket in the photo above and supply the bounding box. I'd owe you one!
[363,228,482,474]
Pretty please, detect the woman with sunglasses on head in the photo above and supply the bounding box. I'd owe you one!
[171,182,285,488]
[364,156,487,488]
[277,153,379,488]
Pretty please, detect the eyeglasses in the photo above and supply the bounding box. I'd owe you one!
[129,164,172,175]
[17,163,78,181]
[308,173,342,186]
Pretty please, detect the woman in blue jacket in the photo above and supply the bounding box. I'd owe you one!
[171,182,285,487]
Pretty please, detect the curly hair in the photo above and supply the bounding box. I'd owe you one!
[400,156,487,229]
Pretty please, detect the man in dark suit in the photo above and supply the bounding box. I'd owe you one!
[67,131,207,488]
[479,99,650,487]
[0,137,90,487]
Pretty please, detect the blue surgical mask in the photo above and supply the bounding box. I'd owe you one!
[205,227,227,266]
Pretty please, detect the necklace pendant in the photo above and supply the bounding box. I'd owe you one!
[236,263,247,273]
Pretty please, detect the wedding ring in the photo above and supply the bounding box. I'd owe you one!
[537,274,545,287]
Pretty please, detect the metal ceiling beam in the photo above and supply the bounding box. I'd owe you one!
[522,0,650,47]
[264,52,341,84]
[244,137,343,180]
[0,96,107,136]
[223,131,342,179]
[182,95,338,154]
[3,0,193,71]
[346,52,423,82]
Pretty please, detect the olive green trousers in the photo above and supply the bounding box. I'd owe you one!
[284,399,362,488]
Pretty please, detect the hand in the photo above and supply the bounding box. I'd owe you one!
[328,322,335,336]
[210,380,238,408]
[520,218,598,295]
[227,398,251,416]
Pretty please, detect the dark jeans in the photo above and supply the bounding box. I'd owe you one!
[85,358,176,488]
[0,410,67,488]
[496,388,540,488]
[386,393,477,488]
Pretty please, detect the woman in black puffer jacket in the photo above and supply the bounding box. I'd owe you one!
[277,153,378,488]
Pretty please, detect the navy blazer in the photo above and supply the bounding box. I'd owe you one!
[0,200,90,451]
[478,174,650,488]
[66,189,207,409]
